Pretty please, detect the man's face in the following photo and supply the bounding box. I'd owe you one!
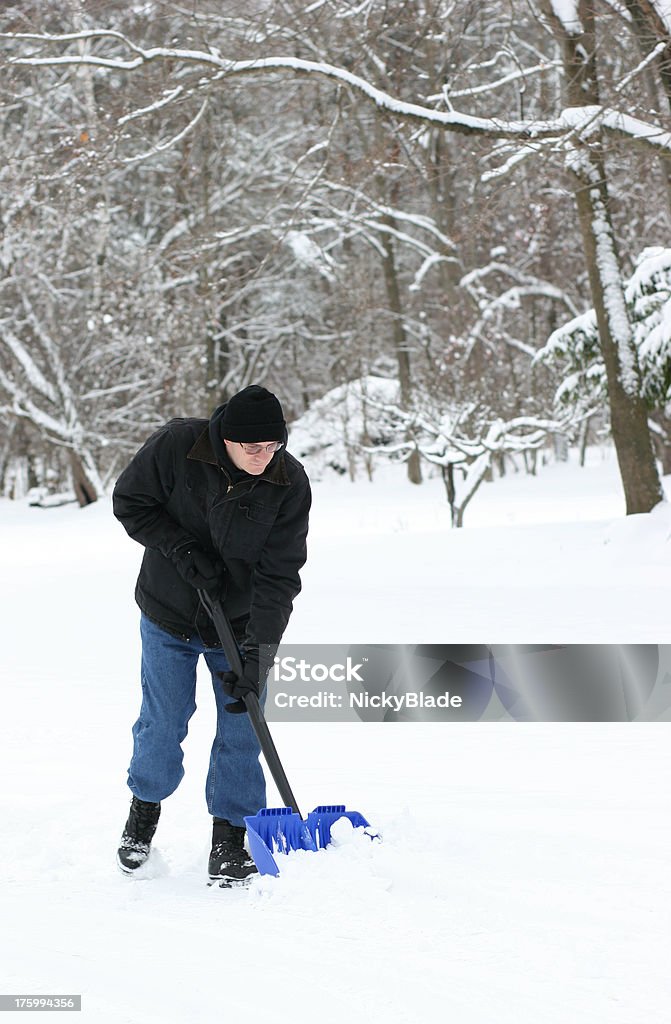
[224,439,279,476]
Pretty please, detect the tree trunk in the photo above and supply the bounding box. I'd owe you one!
[579,414,593,467]
[380,213,422,485]
[623,0,671,214]
[554,1,664,513]
[567,152,663,516]
[69,451,100,507]
[442,462,457,526]
[624,1,671,110]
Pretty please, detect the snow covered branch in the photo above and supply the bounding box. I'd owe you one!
[460,262,581,358]
[359,395,569,526]
[121,97,209,165]
[437,61,561,101]
[4,29,671,153]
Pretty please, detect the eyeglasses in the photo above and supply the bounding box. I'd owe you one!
[238,441,284,455]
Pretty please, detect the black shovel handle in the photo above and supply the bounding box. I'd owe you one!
[198,590,302,818]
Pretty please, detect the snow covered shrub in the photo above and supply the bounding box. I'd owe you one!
[535,247,671,419]
[289,376,404,481]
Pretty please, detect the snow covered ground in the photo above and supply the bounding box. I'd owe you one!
[297,444,671,644]
[1,445,670,1022]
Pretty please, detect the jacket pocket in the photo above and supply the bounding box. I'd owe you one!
[224,499,279,561]
[240,500,278,526]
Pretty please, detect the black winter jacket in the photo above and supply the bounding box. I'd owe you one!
[112,416,311,651]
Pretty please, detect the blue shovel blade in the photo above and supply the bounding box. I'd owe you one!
[304,804,372,849]
[244,805,373,876]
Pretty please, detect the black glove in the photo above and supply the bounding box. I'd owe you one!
[219,650,267,715]
[172,543,224,595]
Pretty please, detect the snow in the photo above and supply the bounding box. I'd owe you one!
[535,245,671,415]
[652,0,671,34]
[1,448,670,1023]
[589,193,639,397]
[5,38,567,142]
[284,230,336,281]
[627,248,671,405]
[0,329,57,403]
[9,33,671,158]
[549,0,583,33]
[289,375,402,480]
[553,0,581,31]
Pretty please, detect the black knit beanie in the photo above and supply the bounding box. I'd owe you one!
[219,384,286,443]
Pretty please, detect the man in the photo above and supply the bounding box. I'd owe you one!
[112,384,311,883]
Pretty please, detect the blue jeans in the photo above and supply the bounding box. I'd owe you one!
[127,614,266,826]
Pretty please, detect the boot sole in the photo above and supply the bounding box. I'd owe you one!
[116,851,150,875]
[207,874,255,889]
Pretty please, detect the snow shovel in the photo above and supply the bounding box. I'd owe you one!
[199,590,374,876]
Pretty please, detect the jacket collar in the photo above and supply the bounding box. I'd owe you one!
[187,427,291,486]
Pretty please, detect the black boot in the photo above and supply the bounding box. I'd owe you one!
[208,818,257,884]
[117,796,161,874]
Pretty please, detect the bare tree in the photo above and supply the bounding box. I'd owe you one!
[1,1,669,511]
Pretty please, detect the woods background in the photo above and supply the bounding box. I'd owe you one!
[1,0,670,518]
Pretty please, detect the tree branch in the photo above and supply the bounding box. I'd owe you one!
[3,29,671,156]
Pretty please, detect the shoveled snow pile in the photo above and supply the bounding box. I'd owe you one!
[249,817,390,902]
